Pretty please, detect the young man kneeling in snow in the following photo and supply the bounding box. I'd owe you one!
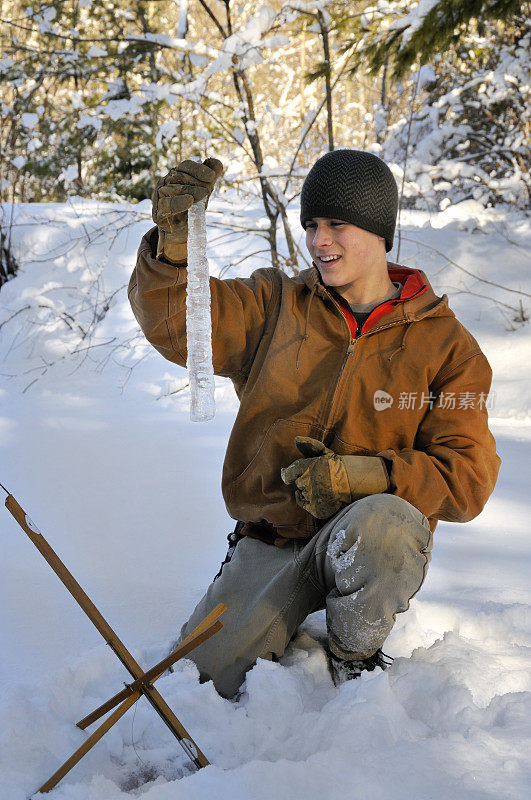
[128,150,501,697]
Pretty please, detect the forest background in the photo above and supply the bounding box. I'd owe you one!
[1,0,529,281]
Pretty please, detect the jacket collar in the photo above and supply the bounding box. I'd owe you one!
[300,262,454,328]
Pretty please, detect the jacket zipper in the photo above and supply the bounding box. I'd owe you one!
[319,286,426,430]
[325,337,357,427]
[321,290,357,428]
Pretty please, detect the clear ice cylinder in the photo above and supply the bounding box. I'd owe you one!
[186,197,216,422]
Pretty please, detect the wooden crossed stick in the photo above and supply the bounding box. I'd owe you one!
[1,487,225,795]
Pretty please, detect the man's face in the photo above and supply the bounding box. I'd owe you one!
[305,218,386,294]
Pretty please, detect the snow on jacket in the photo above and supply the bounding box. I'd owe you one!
[129,227,501,540]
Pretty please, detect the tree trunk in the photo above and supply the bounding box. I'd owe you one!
[0,222,18,288]
[300,25,306,123]
[231,61,297,271]
[318,11,334,152]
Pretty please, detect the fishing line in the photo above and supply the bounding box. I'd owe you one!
[131,695,147,766]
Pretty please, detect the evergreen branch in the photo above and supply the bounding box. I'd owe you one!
[363,0,524,80]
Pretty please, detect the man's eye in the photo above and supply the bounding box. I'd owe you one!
[331,222,345,226]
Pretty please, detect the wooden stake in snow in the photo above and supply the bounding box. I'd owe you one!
[186,196,216,422]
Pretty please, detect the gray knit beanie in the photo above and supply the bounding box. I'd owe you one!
[300,150,398,252]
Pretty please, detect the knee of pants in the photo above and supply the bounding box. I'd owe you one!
[338,493,432,560]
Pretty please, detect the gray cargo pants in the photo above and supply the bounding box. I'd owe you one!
[179,494,432,698]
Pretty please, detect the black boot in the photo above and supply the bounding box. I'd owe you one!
[326,647,393,686]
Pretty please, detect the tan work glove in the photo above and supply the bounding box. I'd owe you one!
[281,436,390,519]
[152,157,224,263]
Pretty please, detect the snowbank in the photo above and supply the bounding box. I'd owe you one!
[0,198,529,798]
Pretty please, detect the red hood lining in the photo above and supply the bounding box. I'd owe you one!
[328,267,428,339]
[387,267,427,301]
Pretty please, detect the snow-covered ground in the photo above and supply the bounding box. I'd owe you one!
[0,197,529,799]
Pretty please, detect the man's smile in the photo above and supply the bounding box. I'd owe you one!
[316,254,342,266]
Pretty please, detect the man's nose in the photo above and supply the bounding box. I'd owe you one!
[312,225,332,247]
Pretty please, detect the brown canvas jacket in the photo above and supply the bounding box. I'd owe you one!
[129,227,501,541]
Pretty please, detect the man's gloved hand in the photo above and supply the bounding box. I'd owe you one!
[281,437,390,519]
[152,157,224,263]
